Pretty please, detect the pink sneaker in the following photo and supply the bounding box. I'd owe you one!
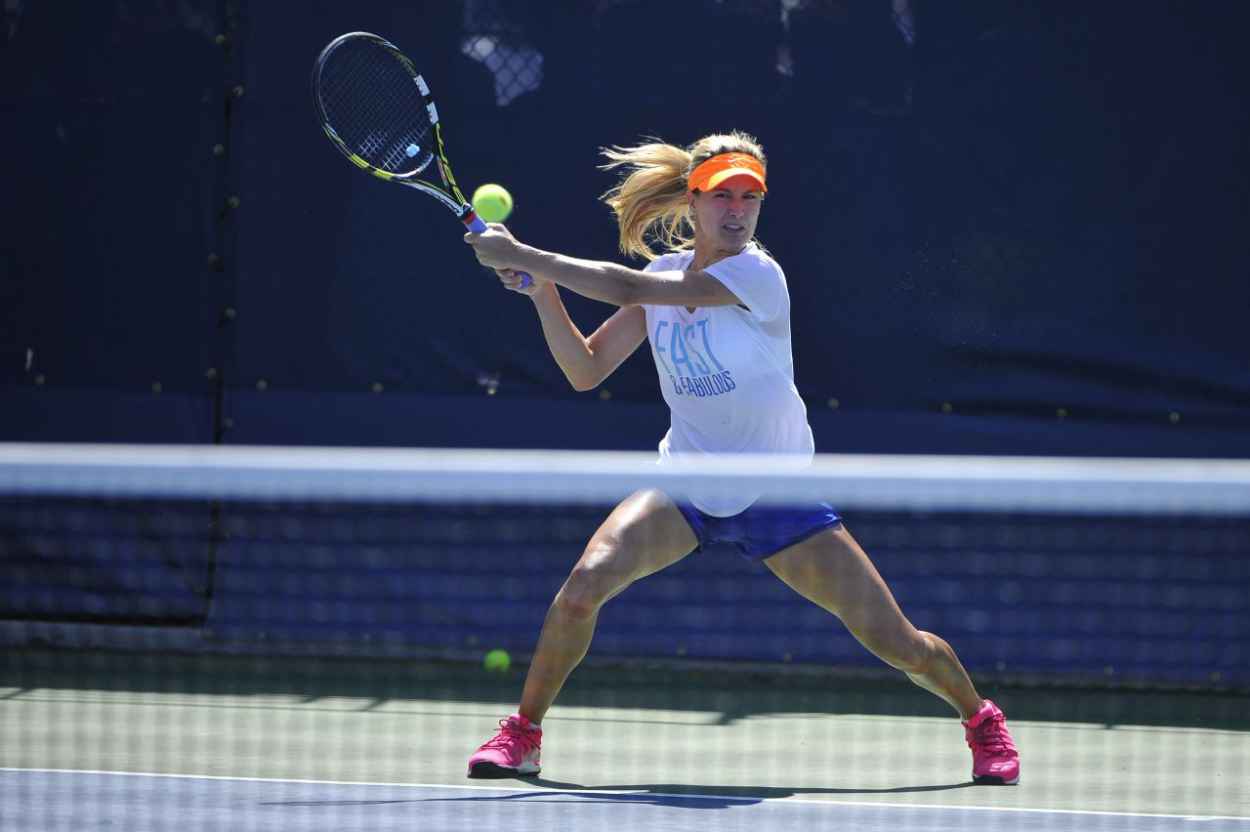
[963,700,1020,784]
[467,714,542,778]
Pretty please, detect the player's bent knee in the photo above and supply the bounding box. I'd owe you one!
[556,564,629,620]
[553,579,601,621]
[553,590,598,622]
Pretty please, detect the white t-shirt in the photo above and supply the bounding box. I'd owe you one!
[641,243,814,516]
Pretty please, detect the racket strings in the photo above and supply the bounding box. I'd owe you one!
[319,43,435,174]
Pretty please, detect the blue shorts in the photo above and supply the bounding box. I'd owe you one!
[675,501,843,562]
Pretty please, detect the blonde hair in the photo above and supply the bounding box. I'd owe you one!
[599,131,767,261]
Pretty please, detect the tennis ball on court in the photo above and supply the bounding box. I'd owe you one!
[472,183,513,223]
[483,648,511,673]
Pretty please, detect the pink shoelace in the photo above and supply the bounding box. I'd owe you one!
[968,714,1017,756]
[481,718,539,754]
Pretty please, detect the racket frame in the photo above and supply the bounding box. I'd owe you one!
[312,31,480,226]
[314,30,529,285]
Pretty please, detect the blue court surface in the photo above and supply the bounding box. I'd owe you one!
[3,769,1248,832]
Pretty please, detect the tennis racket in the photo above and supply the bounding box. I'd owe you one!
[312,31,532,287]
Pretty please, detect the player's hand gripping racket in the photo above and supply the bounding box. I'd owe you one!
[312,31,532,287]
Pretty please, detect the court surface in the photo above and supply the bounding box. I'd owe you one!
[2,651,1247,831]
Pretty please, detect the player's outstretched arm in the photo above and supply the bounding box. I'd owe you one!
[465,228,740,309]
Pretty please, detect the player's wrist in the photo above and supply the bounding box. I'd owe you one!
[512,243,548,275]
[529,280,556,303]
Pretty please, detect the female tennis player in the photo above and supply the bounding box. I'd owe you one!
[462,131,1019,785]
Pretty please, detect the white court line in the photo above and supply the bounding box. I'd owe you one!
[2,767,1245,823]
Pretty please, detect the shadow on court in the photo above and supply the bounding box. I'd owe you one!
[526,777,980,798]
[258,779,978,810]
[258,792,765,810]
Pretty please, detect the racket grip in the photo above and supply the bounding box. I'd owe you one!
[465,214,533,289]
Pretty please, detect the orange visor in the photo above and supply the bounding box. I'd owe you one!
[687,152,767,193]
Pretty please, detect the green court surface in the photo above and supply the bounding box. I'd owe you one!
[2,649,1247,821]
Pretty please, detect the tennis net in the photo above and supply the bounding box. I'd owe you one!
[1,443,1248,830]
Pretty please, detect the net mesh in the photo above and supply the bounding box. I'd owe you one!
[2,444,1249,830]
[316,36,435,174]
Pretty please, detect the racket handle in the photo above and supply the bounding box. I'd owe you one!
[465,214,533,289]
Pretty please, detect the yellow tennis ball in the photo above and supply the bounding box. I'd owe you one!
[472,183,513,223]
[483,648,511,673]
